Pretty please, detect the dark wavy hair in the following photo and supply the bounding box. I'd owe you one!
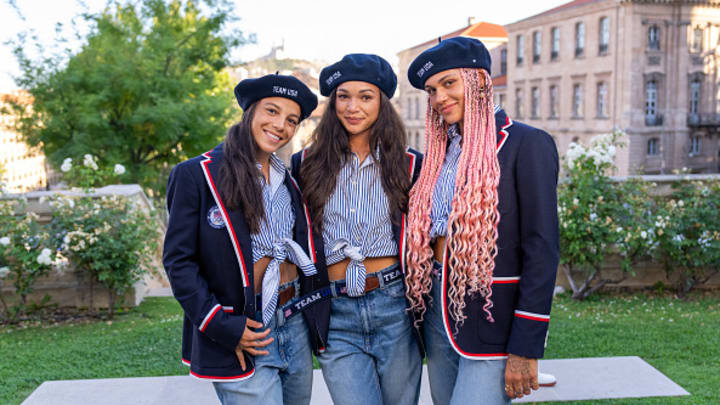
[300,90,410,235]
[219,103,265,234]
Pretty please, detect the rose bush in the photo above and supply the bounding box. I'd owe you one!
[60,154,126,190]
[50,193,159,318]
[0,199,67,321]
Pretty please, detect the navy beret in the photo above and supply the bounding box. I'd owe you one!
[408,37,492,90]
[319,54,397,99]
[234,74,318,121]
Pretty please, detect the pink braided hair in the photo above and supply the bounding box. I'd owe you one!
[405,68,500,332]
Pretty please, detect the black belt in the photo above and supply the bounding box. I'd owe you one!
[256,285,332,321]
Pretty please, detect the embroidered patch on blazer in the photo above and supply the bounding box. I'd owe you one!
[207,205,225,229]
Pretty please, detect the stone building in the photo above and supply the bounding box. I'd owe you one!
[505,0,720,174]
[0,92,50,193]
[397,20,509,152]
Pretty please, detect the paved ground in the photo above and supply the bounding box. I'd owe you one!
[21,356,688,404]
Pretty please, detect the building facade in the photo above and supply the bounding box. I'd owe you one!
[506,0,720,175]
[397,20,509,152]
[0,93,49,193]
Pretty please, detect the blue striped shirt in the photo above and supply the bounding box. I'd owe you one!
[323,150,397,267]
[429,105,500,240]
[251,154,318,324]
[251,154,295,263]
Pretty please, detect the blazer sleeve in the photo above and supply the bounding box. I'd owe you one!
[506,129,560,358]
[163,163,247,352]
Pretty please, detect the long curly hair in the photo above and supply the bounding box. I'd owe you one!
[405,68,500,332]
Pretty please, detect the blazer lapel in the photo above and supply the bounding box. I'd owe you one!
[199,145,254,300]
[495,109,512,152]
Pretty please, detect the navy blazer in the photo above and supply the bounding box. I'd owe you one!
[290,147,426,356]
[163,144,329,382]
[436,109,559,360]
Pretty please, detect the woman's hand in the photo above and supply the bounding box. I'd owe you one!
[504,353,539,399]
[234,318,273,369]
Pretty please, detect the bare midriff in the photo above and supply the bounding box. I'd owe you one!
[433,236,447,265]
[326,256,399,282]
[253,257,298,294]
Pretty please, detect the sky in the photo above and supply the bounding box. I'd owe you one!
[0,0,570,93]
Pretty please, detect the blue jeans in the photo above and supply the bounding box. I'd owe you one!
[318,264,422,405]
[213,281,313,405]
[425,260,510,405]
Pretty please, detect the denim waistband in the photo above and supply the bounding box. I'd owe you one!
[329,262,402,298]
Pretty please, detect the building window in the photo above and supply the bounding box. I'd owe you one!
[406,98,412,120]
[531,87,540,118]
[648,25,660,50]
[414,97,420,120]
[515,88,524,118]
[517,35,524,65]
[691,27,703,53]
[533,31,541,63]
[690,136,702,155]
[573,84,583,117]
[690,79,701,115]
[550,85,559,118]
[646,80,658,118]
[551,27,560,60]
[575,22,585,57]
[599,17,610,54]
[499,93,506,109]
[597,81,608,118]
[645,80,659,125]
[648,138,659,156]
[501,49,507,75]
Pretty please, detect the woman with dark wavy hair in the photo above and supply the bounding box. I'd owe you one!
[290,54,423,405]
[163,74,328,405]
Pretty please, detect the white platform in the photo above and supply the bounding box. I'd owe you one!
[21,356,689,404]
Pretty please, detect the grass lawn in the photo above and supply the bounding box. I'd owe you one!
[1,293,719,405]
[543,292,720,404]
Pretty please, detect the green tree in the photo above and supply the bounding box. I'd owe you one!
[3,0,246,193]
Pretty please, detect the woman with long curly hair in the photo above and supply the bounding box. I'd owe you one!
[163,74,328,405]
[405,37,559,404]
[290,54,423,405]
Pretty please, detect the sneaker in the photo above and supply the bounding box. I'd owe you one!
[538,372,557,387]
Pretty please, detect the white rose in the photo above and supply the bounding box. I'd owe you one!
[83,154,99,170]
[37,253,51,266]
[640,231,647,239]
[678,200,684,207]
[61,161,72,172]
[114,164,126,175]
[0,236,9,246]
[0,266,9,278]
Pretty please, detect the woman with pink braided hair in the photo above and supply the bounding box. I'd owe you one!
[406,37,559,404]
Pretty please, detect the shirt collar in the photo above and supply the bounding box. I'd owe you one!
[448,124,461,141]
[350,146,381,170]
[256,154,287,189]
